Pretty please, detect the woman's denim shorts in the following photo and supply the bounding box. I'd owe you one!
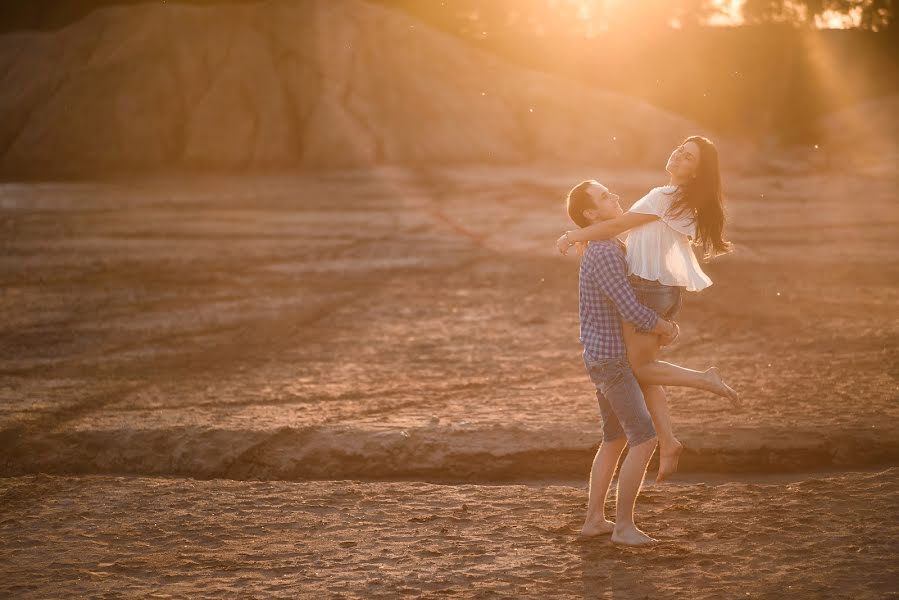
[628,275,683,320]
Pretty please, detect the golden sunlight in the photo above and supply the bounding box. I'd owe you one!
[815,7,864,28]
[556,0,862,28]
[0,1,895,597]
[707,0,745,26]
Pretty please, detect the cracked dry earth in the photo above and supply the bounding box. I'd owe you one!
[1,166,897,597]
[2,470,897,599]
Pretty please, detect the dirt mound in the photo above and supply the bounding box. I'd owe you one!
[0,0,699,177]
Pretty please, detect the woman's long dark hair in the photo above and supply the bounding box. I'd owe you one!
[666,135,732,260]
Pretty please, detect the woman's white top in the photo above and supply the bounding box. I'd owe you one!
[624,185,712,292]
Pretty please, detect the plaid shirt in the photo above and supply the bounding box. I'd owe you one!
[579,240,659,360]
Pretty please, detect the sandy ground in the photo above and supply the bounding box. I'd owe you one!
[0,165,897,596]
[1,469,897,598]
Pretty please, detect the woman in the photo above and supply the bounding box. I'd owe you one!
[557,135,738,481]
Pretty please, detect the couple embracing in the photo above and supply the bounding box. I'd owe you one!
[557,136,739,546]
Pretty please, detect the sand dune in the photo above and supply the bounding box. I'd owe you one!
[0,0,700,177]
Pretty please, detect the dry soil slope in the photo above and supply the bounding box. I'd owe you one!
[0,0,699,176]
[817,94,899,173]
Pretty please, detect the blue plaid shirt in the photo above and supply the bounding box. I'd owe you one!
[579,240,659,360]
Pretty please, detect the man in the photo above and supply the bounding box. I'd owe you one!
[563,179,678,547]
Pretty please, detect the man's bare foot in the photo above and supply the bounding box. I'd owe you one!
[579,517,615,537]
[611,525,657,547]
[706,366,741,407]
[656,439,683,482]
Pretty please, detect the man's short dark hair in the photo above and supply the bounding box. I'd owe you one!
[566,180,596,228]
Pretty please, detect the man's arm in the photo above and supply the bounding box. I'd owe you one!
[590,248,677,338]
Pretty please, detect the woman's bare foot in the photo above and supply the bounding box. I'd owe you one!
[705,366,741,407]
[611,524,657,547]
[579,517,615,537]
[656,439,683,482]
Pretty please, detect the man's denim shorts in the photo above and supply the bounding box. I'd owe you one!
[583,354,657,446]
[628,275,683,320]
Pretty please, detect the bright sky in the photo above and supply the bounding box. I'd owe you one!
[567,0,860,28]
[706,0,745,26]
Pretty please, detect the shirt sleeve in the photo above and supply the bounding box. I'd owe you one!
[630,187,695,237]
[591,248,659,331]
[629,189,665,217]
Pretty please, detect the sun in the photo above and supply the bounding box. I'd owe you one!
[552,0,866,29]
[559,0,748,27]
[815,8,863,28]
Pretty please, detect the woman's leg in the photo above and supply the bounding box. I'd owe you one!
[622,323,682,481]
[633,361,740,404]
[625,282,738,401]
